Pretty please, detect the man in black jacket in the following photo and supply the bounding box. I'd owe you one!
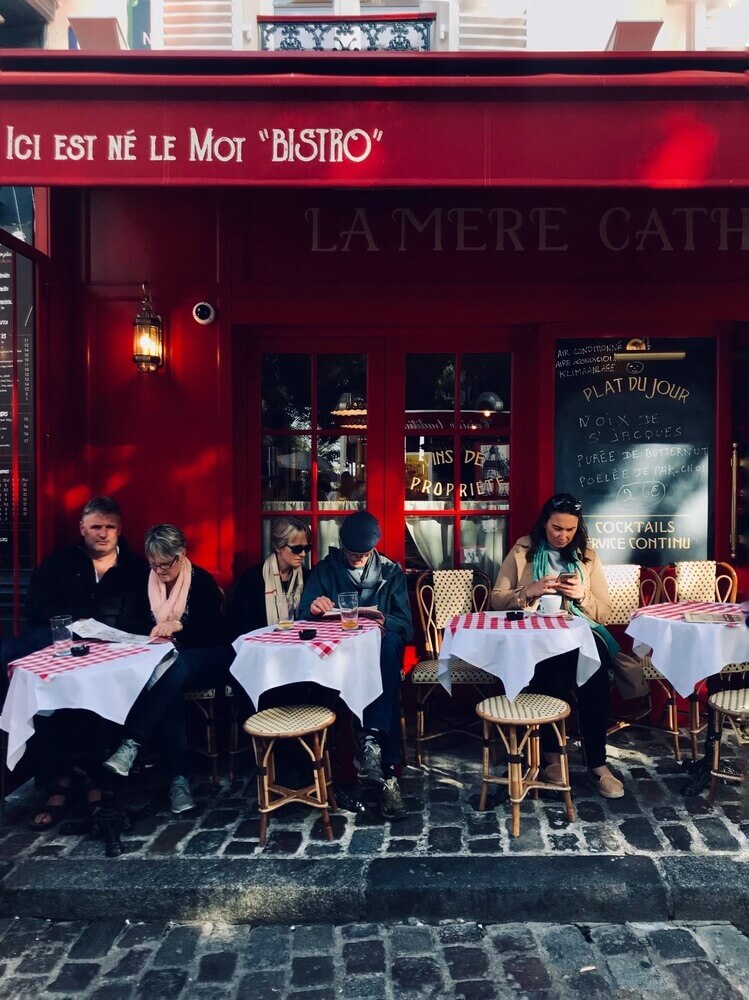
[300,511,413,821]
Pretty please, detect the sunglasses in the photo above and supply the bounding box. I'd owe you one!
[549,495,583,513]
[285,543,311,555]
[148,554,179,572]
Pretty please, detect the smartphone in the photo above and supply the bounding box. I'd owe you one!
[558,572,576,584]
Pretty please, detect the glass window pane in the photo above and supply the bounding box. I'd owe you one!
[318,354,367,430]
[261,353,311,429]
[460,516,507,583]
[318,517,345,559]
[406,354,455,431]
[405,516,454,571]
[405,436,454,510]
[262,518,312,566]
[318,435,367,510]
[261,435,311,510]
[460,353,511,429]
[459,440,509,511]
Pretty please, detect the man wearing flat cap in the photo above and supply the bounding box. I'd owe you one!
[299,510,413,821]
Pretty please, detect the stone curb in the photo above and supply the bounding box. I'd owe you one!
[2,855,747,928]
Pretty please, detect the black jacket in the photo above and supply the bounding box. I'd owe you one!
[162,564,229,650]
[26,540,150,635]
[227,563,309,640]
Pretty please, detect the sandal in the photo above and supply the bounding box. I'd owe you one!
[29,784,72,831]
[588,770,625,799]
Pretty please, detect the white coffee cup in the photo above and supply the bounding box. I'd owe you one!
[538,594,563,615]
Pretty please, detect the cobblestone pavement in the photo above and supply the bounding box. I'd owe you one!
[0,917,747,999]
[1,726,746,863]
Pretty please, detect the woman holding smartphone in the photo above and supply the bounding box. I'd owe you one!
[490,493,624,798]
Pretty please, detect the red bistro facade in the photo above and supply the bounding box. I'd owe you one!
[1,51,749,627]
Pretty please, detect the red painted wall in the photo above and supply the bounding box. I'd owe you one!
[40,186,749,594]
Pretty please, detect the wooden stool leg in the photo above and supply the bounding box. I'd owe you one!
[324,749,338,812]
[509,725,521,838]
[311,730,333,841]
[666,692,682,762]
[708,710,723,807]
[478,720,491,811]
[688,693,701,762]
[253,737,270,846]
[557,719,574,823]
[530,727,541,799]
[415,694,426,768]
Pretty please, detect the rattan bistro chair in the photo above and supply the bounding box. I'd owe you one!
[476,694,574,838]
[244,704,338,846]
[411,569,497,767]
[184,686,220,783]
[707,688,749,806]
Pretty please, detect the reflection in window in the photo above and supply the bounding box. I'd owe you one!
[460,516,507,582]
[405,517,453,571]
[318,354,367,429]
[261,354,311,429]
[318,435,367,511]
[460,353,511,430]
[459,441,510,511]
[405,436,453,509]
[405,353,454,429]
[318,518,345,559]
[261,435,312,510]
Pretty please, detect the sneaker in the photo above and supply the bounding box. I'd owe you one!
[354,732,384,787]
[169,776,195,814]
[103,738,140,777]
[380,776,408,821]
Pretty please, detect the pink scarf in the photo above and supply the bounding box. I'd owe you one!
[148,557,192,624]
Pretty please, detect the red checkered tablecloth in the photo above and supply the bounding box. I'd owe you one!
[447,612,571,635]
[244,619,380,658]
[630,601,743,621]
[8,643,155,682]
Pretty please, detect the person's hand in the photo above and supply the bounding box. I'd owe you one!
[310,596,335,616]
[555,576,585,602]
[149,620,183,639]
[525,575,559,601]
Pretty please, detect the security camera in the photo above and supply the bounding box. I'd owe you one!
[192,302,216,325]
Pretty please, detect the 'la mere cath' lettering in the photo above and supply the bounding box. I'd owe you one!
[304,205,749,253]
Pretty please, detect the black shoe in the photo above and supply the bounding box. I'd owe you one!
[354,732,384,787]
[380,776,408,821]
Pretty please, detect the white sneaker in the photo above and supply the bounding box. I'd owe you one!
[169,776,195,814]
[103,739,140,777]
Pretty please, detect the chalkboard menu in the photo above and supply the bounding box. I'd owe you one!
[0,248,35,627]
[555,338,714,567]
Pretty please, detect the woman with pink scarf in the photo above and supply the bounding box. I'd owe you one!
[103,524,232,814]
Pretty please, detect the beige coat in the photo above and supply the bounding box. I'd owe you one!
[490,535,612,626]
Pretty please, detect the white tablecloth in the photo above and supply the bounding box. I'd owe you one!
[438,613,601,701]
[230,623,383,722]
[1,643,175,770]
[626,603,749,698]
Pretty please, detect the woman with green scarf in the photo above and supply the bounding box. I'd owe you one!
[490,493,624,799]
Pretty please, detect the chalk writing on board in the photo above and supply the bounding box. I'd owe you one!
[555,338,714,566]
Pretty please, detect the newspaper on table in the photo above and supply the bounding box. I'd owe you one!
[682,611,745,624]
[71,619,177,687]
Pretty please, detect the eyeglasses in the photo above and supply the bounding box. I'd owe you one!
[549,495,583,513]
[344,548,373,560]
[284,543,312,555]
[148,554,179,572]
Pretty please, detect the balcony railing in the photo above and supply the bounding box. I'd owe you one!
[258,13,436,51]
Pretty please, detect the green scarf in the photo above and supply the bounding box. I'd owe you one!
[532,540,619,658]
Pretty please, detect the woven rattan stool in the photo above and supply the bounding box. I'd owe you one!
[243,705,338,845]
[707,688,749,806]
[476,694,574,837]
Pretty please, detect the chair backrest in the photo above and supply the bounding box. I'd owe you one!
[416,569,491,657]
[601,563,641,625]
[639,566,662,607]
[663,561,737,603]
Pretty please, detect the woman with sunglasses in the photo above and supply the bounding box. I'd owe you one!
[103,524,233,814]
[227,517,312,638]
[490,493,624,798]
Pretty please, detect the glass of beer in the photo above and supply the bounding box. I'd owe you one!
[278,590,298,631]
[339,592,359,631]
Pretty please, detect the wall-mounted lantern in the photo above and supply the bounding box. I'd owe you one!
[132,282,164,373]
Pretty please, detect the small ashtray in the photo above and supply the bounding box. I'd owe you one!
[299,628,317,640]
[70,644,90,657]
[506,611,524,622]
